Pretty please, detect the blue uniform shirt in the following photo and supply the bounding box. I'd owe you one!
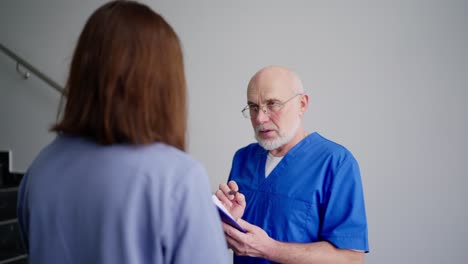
[228,132,369,264]
[17,135,230,264]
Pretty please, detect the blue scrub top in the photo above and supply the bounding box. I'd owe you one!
[229,132,369,264]
[17,135,230,264]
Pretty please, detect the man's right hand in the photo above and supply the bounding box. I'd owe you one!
[216,180,246,220]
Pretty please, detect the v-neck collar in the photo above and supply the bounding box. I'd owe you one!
[254,132,318,188]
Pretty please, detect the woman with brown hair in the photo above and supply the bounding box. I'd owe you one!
[17,1,229,263]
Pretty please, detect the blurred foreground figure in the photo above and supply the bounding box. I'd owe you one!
[17,1,229,263]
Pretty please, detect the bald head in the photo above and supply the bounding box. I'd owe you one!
[245,65,309,155]
[247,66,304,95]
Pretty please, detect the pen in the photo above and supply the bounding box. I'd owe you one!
[228,190,237,195]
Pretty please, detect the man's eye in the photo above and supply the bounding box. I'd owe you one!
[249,105,259,111]
[268,102,281,109]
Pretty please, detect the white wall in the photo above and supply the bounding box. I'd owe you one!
[1,1,467,263]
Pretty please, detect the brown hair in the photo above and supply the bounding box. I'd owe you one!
[52,0,187,151]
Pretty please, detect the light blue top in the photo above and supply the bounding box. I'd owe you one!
[229,132,369,264]
[17,135,229,264]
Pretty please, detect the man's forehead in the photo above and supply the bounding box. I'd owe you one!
[248,87,283,101]
[247,80,293,101]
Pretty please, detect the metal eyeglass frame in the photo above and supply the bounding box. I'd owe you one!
[241,93,303,119]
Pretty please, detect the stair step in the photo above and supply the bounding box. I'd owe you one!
[0,157,7,188]
[0,174,23,189]
[0,254,27,264]
[0,220,26,261]
[0,152,23,188]
[0,188,18,222]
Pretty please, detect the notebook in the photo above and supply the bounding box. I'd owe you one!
[212,194,247,233]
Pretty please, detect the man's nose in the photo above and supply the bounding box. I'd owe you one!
[255,106,270,123]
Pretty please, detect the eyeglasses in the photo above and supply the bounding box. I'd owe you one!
[241,93,303,119]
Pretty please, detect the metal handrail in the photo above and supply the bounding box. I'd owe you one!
[0,43,64,94]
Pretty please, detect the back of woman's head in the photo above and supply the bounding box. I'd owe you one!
[53,0,187,151]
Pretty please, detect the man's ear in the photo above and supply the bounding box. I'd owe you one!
[299,94,309,115]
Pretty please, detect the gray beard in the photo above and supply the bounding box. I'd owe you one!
[255,119,300,151]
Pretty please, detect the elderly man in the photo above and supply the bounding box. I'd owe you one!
[216,66,369,264]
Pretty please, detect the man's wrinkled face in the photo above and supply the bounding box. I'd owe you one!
[247,77,302,151]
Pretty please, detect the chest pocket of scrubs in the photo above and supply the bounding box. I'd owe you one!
[264,193,320,243]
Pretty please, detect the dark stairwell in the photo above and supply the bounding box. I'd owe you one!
[0,151,27,264]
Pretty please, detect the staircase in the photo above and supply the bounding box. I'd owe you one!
[0,151,27,264]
